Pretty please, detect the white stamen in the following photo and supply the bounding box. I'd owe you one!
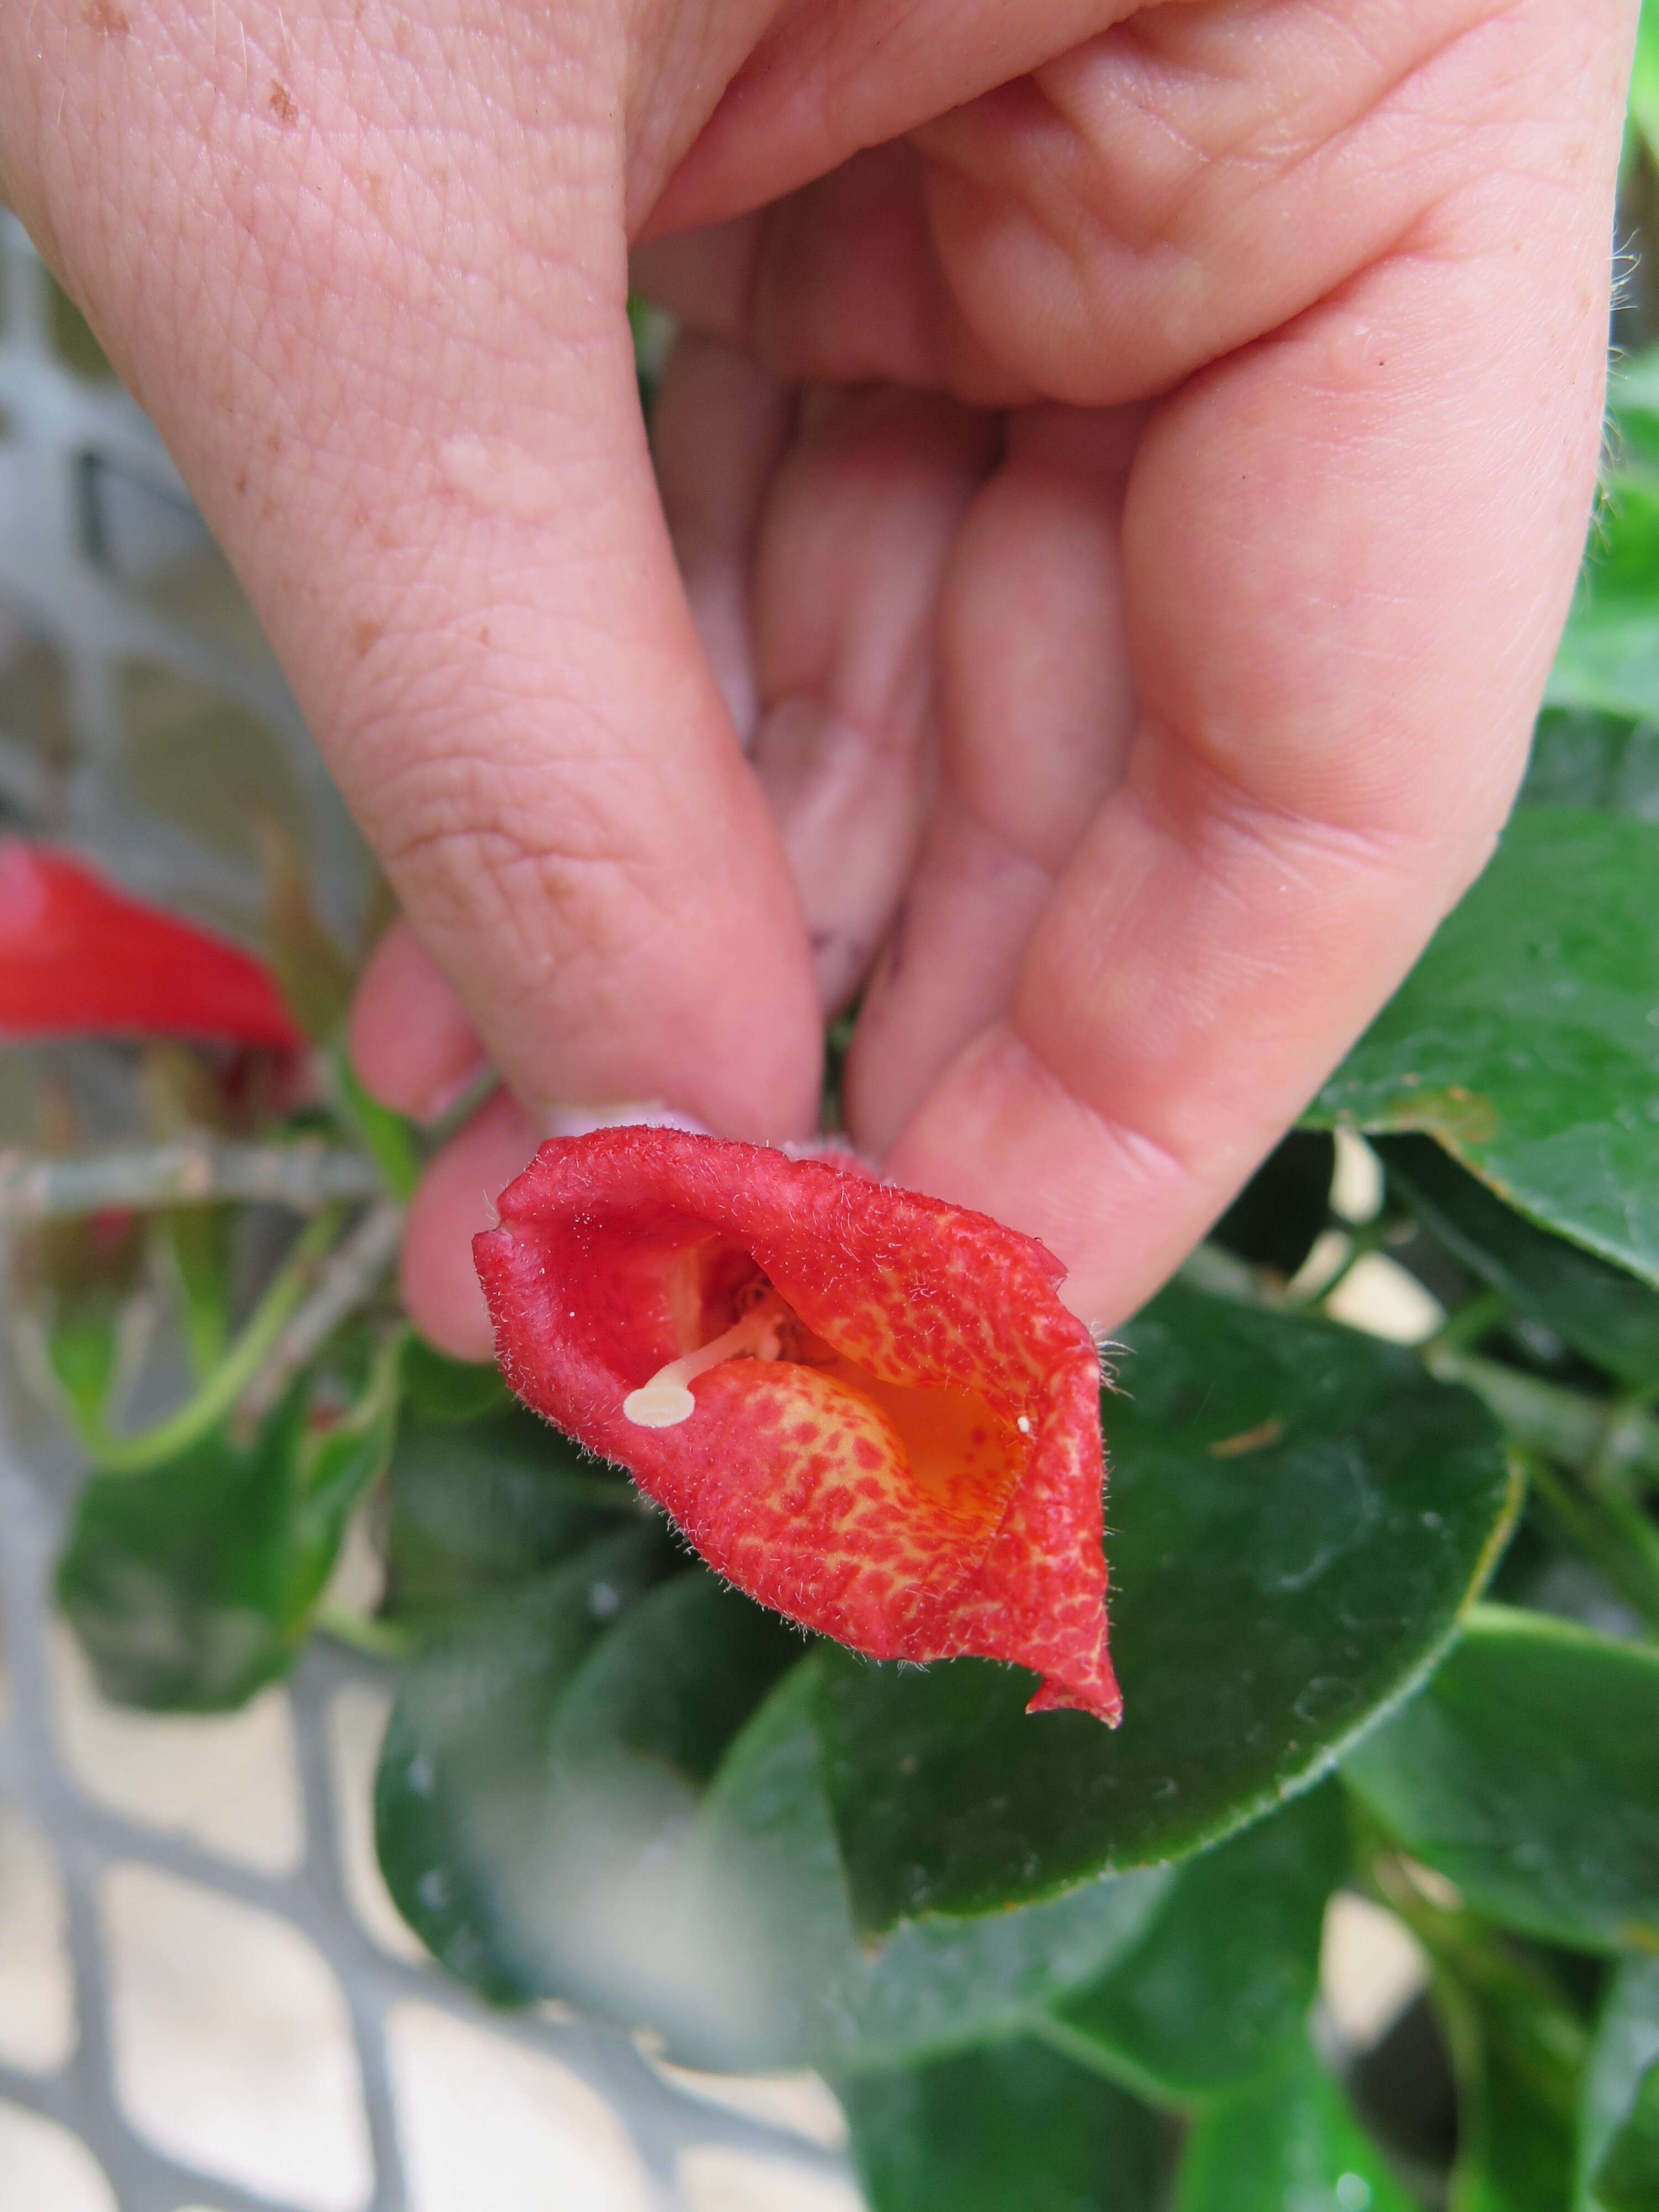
[622,1293,789,1430]
[622,1381,699,1428]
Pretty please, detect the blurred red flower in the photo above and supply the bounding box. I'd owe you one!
[475,1126,1120,1723]
[0,837,301,1051]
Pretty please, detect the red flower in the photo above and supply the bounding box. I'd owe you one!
[474,1127,1120,1724]
[0,839,301,1051]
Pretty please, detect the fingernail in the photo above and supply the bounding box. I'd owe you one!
[542,1100,712,1140]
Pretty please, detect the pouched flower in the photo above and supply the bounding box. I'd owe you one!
[0,837,301,1051]
[474,1126,1120,1724]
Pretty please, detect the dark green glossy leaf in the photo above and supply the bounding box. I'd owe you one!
[1310,811,1659,1291]
[1343,1606,1659,1954]
[1173,2037,1415,2212]
[373,1525,675,2002]
[1041,1784,1348,2104]
[681,1662,1171,2073]
[386,1400,634,1615]
[843,2037,1165,2212]
[1594,2064,1659,2212]
[818,1284,1516,1928]
[529,1572,806,2027]
[1577,1959,1659,2212]
[1381,1134,1659,1386]
[57,1344,398,1710]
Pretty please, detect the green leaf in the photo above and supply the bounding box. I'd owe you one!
[1310,810,1659,1291]
[1594,2064,1659,2212]
[1519,711,1659,822]
[1343,1605,1659,1954]
[374,1566,1168,2066]
[1432,1952,1585,2212]
[1381,1135,1659,1387]
[817,1283,1516,1929]
[46,1302,126,1432]
[681,1662,1172,2073]
[161,1203,233,1380]
[843,2037,1165,2212]
[288,1340,402,1623]
[1040,1784,1348,2104]
[386,1401,634,1616]
[400,1334,510,1421]
[373,1526,678,2002]
[1629,0,1659,173]
[331,1046,421,1201]
[529,1573,806,2026]
[57,1342,397,1710]
[1547,462,1659,725]
[1173,2037,1415,2212]
[1577,1959,1659,2212]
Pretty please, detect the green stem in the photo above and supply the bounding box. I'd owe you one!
[84,1209,344,1475]
[1302,1219,1387,1307]
[1428,1287,1513,1355]
[1426,1346,1659,1484]
[1520,1449,1659,1634]
[315,1601,416,1663]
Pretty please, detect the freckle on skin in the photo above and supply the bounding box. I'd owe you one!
[82,0,129,33]
[269,80,299,127]
[352,619,383,659]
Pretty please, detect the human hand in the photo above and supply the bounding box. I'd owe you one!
[1,0,1632,1355]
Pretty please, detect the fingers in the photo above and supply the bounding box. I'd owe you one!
[884,29,1627,1328]
[742,384,998,1009]
[399,1087,540,1357]
[847,403,1142,1148]
[651,331,794,743]
[648,2,1624,413]
[348,920,485,1123]
[6,0,823,1156]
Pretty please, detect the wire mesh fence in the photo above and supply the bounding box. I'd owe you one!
[0,210,863,2212]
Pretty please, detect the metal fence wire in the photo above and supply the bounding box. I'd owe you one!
[0,211,862,2212]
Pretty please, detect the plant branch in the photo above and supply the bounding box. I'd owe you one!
[1520,1449,1659,1634]
[0,1138,383,1223]
[315,1601,417,1663]
[237,1198,405,1426]
[1426,1346,1659,1484]
[84,1208,345,1474]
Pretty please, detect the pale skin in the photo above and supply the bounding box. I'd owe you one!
[0,0,1635,1356]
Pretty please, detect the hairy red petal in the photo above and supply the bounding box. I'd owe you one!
[0,839,301,1051]
[474,1127,1120,1723]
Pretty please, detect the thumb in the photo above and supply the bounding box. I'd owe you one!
[2,0,821,1142]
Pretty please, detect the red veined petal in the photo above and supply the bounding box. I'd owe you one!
[474,1126,1120,1724]
[0,839,301,1051]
